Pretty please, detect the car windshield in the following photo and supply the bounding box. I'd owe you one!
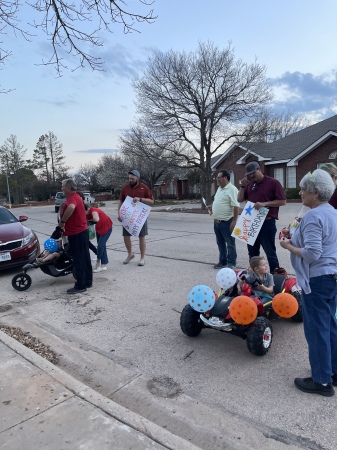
[56,193,65,199]
[0,208,19,225]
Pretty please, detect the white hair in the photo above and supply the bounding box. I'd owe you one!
[300,169,335,201]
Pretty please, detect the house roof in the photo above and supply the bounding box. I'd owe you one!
[213,114,337,168]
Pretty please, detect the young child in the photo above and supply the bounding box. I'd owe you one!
[36,227,63,265]
[244,256,274,300]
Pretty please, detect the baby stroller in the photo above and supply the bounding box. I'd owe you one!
[11,228,74,291]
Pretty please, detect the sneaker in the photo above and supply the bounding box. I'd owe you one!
[67,287,87,295]
[138,259,145,266]
[294,377,334,397]
[93,265,107,273]
[332,374,337,386]
[123,253,135,264]
[227,264,236,269]
[214,263,227,269]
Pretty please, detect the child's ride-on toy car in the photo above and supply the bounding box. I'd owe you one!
[180,270,302,356]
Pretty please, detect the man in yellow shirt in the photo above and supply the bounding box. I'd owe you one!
[210,170,239,269]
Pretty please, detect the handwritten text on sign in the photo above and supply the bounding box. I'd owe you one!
[120,196,152,237]
[231,202,268,246]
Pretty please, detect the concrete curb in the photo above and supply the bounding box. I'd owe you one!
[0,330,200,450]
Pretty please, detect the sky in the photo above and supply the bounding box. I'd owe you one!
[1,0,337,172]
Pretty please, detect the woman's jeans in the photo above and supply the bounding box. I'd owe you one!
[302,275,337,384]
[96,227,112,265]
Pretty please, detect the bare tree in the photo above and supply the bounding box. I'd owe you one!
[120,125,188,190]
[133,42,273,203]
[96,153,127,190]
[247,109,310,143]
[74,162,98,192]
[0,0,157,75]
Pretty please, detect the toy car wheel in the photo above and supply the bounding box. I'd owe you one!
[180,304,204,337]
[291,291,303,323]
[12,273,32,291]
[55,206,59,213]
[246,317,273,356]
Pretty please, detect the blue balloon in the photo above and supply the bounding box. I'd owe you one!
[43,238,59,253]
[189,285,215,312]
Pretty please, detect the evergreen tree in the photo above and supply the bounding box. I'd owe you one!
[0,135,27,203]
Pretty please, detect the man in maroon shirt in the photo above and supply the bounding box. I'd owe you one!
[118,170,154,266]
[58,179,93,294]
[237,161,286,273]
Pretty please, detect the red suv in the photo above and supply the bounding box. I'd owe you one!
[0,206,40,270]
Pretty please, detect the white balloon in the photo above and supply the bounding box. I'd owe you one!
[189,285,215,312]
[216,268,237,290]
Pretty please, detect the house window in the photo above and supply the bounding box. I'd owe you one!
[329,151,337,159]
[286,167,296,188]
[229,170,235,185]
[169,181,176,195]
[274,168,284,187]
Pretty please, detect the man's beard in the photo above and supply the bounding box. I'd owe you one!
[129,181,138,188]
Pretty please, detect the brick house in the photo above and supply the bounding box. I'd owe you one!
[153,168,200,199]
[212,114,337,190]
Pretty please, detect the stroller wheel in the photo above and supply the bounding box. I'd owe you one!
[12,273,32,291]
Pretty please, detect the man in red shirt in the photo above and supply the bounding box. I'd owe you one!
[237,161,286,273]
[58,179,93,294]
[118,170,154,266]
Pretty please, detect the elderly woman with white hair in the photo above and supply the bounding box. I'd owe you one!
[280,169,337,397]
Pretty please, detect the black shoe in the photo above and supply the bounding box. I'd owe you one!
[67,287,87,295]
[294,377,334,397]
[332,374,337,386]
[86,284,93,288]
[214,263,227,269]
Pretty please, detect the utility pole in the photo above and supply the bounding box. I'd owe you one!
[5,155,12,208]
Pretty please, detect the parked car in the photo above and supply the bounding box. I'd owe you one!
[54,191,95,213]
[0,206,40,270]
[83,192,95,204]
[54,191,66,213]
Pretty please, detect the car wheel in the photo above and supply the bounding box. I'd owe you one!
[55,206,59,213]
[12,273,32,291]
[246,317,273,356]
[180,304,204,337]
[291,291,303,323]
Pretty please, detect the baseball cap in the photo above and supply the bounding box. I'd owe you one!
[128,170,140,178]
[245,161,260,176]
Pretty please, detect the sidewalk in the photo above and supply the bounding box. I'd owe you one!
[0,330,199,450]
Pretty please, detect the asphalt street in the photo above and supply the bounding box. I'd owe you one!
[1,201,336,450]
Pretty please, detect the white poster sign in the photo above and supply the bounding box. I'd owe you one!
[120,196,152,237]
[231,202,268,246]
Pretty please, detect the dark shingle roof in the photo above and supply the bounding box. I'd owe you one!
[239,114,337,161]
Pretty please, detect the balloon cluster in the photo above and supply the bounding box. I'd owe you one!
[272,293,298,318]
[189,268,237,313]
[43,238,59,253]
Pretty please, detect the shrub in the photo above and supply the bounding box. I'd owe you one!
[285,188,301,199]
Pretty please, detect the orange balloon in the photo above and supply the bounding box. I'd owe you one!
[229,296,258,325]
[272,292,299,318]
